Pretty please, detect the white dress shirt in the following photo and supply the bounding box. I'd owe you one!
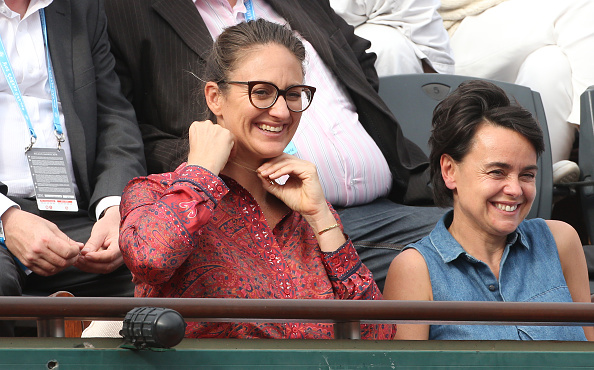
[330,0,455,75]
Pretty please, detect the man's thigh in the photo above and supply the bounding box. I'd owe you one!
[336,198,446,245]
[337,198,446,291]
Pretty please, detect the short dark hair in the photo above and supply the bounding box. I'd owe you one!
[200,19,306,121]
[428,80,545,207]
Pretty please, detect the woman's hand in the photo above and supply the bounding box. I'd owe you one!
[259,154,345,252]
[258,154,327,218]
[187,120,235,175]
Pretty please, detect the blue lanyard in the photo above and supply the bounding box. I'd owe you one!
[244,0,256,21]
[0,8,64,152]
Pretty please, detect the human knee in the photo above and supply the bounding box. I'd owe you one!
[354,23,423,75]
[518,46,572,91]
[0,258,23,296]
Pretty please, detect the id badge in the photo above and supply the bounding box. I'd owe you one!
[26,148,78,212]
[284,141,298,155]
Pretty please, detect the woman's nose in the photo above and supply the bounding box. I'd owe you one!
[503,177,523,197]
[268,95,292,118]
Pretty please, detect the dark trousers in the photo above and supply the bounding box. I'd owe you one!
[0,198,134,336]
[336,198,448,292]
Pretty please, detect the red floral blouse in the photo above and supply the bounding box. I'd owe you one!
[119,164,394,339]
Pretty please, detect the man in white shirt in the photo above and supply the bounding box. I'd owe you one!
[330,0,454,77]
[0,0,145,335]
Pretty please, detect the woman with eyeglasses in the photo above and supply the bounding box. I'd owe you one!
[118,19,393,340]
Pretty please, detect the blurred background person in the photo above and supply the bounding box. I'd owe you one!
[330,0,454,76]
[440,0,594,182]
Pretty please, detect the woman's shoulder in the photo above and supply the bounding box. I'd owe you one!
[384,247,432,301]
[543,219,578,236]
[518,218,577,243]
[544,220,582,254]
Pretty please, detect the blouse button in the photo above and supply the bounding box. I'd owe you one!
[488,284,497,292]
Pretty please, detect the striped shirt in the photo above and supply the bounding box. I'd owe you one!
[195,0,392,206]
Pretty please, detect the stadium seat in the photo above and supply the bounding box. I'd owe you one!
[579,86,594,242]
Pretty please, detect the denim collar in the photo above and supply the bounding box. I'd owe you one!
[428,210,528,264]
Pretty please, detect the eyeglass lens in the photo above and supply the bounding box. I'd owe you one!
[250,82,313,112]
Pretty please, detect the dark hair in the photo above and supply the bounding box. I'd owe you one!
[199,19,306,121]
[429,80,545,208]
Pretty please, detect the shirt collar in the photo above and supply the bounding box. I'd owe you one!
[195,0,248,19]
[428,210,528,264]
[0,0,53,21]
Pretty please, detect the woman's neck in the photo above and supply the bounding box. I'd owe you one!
[447,216,507,279]
[221,159,289,228]
[222,159,266,198]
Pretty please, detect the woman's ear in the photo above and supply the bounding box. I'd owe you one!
[440,154,457,191]
[205,81,223,116]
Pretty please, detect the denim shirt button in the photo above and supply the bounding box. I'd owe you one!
[488,284,497,292]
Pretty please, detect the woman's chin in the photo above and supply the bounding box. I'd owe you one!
[254,145,290,158]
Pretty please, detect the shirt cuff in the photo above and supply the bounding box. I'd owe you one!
[322,239,363,281]
[95,196,121,220]
[0,194,19,220]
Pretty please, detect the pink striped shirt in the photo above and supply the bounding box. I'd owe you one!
[195,0,392,206]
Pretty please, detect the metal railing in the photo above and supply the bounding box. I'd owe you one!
[1,297,593,339]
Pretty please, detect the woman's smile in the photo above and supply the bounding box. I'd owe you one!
[493,202,519,213]
[257,123,284,133]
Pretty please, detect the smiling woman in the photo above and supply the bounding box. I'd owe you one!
[117,19,393,340]
[383,80,594,341]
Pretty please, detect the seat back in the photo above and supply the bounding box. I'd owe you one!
[378,74,553,220]
[579,86,594,241]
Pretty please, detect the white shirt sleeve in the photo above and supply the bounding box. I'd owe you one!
[94,196,121,220]
[0,194,19,220]
[330,0,455,74]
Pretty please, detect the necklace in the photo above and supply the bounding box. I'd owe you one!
[230,160,258,173]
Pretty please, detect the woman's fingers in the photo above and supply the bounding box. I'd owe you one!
[187,120,235,174]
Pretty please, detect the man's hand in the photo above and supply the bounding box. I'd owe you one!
[75,206,124,274]
[1,208,83,276]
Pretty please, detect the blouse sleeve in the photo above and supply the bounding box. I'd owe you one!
[119,164,229,285]
[322,240,396,340]
[322,240,383,301]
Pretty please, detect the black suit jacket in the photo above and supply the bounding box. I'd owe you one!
[104,0,431,204]
[39,0,146,214]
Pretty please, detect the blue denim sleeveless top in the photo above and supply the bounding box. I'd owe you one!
[406,211,586,341]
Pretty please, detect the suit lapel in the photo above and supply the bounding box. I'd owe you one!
[44,0,73,103]
[44,0,89,201]
[152,0,213,60]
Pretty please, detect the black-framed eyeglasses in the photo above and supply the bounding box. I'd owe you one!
[223,81,316,113]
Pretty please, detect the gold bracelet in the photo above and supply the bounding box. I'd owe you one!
[317,223,339,235]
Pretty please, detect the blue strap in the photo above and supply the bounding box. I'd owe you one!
[0,36,37,144]
[244,0,256,21]
[0,230,31,274]
[39,9,64,147]
[0,8,63,151]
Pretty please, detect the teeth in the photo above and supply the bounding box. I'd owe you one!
[495,203,518,212]
[258,124,282,132]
